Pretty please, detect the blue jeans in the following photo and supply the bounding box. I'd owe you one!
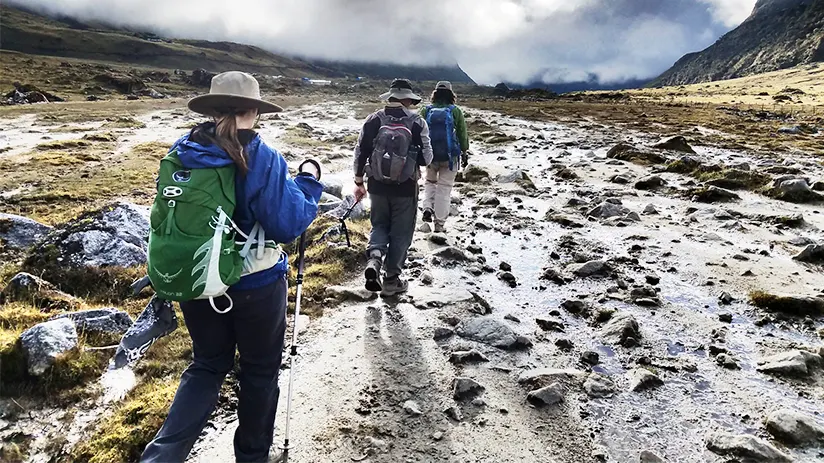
[141,277,287,463]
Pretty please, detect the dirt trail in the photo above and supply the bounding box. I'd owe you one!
[189,103,823,463]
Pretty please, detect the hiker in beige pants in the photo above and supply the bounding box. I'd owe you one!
[420,81,470,233]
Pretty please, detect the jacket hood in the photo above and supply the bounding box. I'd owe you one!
[173,123,258,169]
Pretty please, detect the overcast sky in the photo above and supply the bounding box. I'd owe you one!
[11,0,758,84]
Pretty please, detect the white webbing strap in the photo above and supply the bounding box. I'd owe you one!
[239,223,261,258]
[209,294,233,314]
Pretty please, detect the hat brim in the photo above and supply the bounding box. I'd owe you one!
[380,90,422,104]
[188,94,283,117]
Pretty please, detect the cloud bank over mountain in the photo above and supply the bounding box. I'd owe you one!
[11,0,757,85]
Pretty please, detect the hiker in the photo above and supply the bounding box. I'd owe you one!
[419,81,470,233]
[140,71,323,463]
[354,78,433,296]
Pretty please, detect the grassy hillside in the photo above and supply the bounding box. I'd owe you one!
[0,5,332,78]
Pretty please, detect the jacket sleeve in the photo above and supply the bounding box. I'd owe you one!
[453,106,470,152]
[251,147,323,244]
[413,117,434,166]
[353,114,381,177]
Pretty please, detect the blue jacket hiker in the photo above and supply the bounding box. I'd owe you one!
[141,71,322,463]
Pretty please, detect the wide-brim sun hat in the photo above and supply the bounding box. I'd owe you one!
[434,81,453,91]
[380,78,422,104]
[188,71,283,117]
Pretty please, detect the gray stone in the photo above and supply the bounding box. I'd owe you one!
[497,170,530,184]
[418,222,432,233]
[517,368,586,386]
[793,244,824,263]
[432,246,470,262]
[433,327,454,340]
[20,318,78,376]
[0,212,52,250]
[402,400,423,417]
[653,136,695,154]
[639,450,666,463]
[453,377,484,400]
[320,177,344,198]
[635,175,666,190]
[757,350,822,377]
[420,271,434,285]
[643,204,659,215]
[536,318,565,332]
[715,353,740,370]
[588,202,631,219]
[568,260,608,278]
[428,233,449,245]
[600,312,641,346]
[584,373,616,398]
[456,317,530,349]
[581,351,600,365]
[0,272,80,310]
[450,349,490,364]
[609,173,633,184]
[477,194,500,206]
[766,409,824,447]
[706,433,792,462]
[527,382,565,406]
[52,308,133,336]
[318,192,343,213]
[324,285,378,302]
[629,368,663,392]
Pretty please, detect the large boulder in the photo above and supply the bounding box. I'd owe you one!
[600,312,641,346]
[765,410,824,447]
[706,433,792,462]
[756,350,821,377]
[584,373,616,398]
[188,68,217,87]
[52,308,133,338]
[766,177,824,203]
[568,260,609,278]
[456,317,531,350]
[606,143,668,165]
[652,136,696,154]
[459,165,491,183]
[750,292,824,316]
[20,318,78,376]
[0,272,80,311]
[0,213,52,250]
[23,202,150,297]
[320,178,344,198]
[793,244,824,264]
[587,202,631,219]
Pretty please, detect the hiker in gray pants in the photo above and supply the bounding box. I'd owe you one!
[354,79,433,296]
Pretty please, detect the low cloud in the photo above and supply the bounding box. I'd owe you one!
[10,0,757,84]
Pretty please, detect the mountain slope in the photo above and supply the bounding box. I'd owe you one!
[0,5,473,82]
[651,0,824,86]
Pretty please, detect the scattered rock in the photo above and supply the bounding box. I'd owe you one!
[643,204,659,215]
[600,312,641,346]
[325,286,378,302]
[450,350,490,364]
[428,233,449,245]
[609,173,633,184]
[0,272,80,311]
[420,271,434,285]
[320,178,344,198]
[536,318,565,332]
[653,136,695,154]
[527,382,565,406]
[20,318,78,376]
[403,400,423,416]
[629,368,663,392]
[561,299,588,314]
[432,246,470,262]
[477,194,501,206]
[497,271,517,287]
[588,202,631,219]
[581,351,600,365]
[453,377,485,400]
[756,350,821,377]
[518,368,586,387]
[555,339,574,350]
[460,165,491,183]
[584,373,616,398]
[715,353,740,370]
[766,177,824,203]
[719,292,735,305]
[568,260,609,278]
[0,213,52,250]
[765,409,824,447]
[635,175,666,190]
[750,292,824,316]
[433,327,454,340]
[540,268,566,285]
[793,244,824,264]
[456,317,531,349]
[706,433,792,462]
[607,143,668,164]
[718,312,733,323]
[693,186,740,203]
[639,450,666,463]
[52,308,133,337]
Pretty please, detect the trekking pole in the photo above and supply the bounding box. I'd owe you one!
[280,232,308,462]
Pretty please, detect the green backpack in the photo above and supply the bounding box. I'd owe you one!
[147,149,278,313]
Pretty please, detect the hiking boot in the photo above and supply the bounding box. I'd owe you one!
[269,449,284,463]
[365,258,383,293]
[422,208,434,223]
[380,277,409,297]
[434,222,446,233]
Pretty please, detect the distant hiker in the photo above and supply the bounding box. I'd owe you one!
[354,78,433,296]
[140,71,323,463]
[419,81,469,232]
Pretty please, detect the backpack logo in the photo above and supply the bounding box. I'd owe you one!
[163,186,183,197]
[172,170,191,182]
[155,267,183,283]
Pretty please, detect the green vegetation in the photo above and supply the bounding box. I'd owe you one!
[695,169,772,190]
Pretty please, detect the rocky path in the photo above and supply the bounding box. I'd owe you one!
[191,103,824,463]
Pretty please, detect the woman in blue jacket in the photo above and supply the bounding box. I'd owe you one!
[141,72,323,463]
